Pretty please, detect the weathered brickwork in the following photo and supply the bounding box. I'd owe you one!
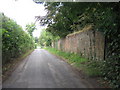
[52,26,105,60]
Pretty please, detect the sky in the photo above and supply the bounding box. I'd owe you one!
[0,0,47,37]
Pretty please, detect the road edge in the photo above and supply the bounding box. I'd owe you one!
[44,49,104,88]
[2,49,34,83]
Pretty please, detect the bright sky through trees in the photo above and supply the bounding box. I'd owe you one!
[0,0,47,37]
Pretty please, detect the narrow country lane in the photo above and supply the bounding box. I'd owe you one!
[3,49,93,88]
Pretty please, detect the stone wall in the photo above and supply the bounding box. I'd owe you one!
[52,26,105,60]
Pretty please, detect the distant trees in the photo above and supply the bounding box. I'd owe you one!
[25,23,36,37]
[34,37,39,43]
[39,29,59,47]
[34,2,120,88]
[2,13,35,65]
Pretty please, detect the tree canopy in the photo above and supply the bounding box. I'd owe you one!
[34,2,120,88]
[35,2,119,38]
[25,23,36,37]
[39,29,59,47]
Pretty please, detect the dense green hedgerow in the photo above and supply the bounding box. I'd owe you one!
[1,13,35,65]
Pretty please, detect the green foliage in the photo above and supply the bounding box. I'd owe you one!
[44,47,87,63]
[90,3,120,88]
[44,47,101,77]
[34,37,39,43]
[35,3,100,37]
[2,14,35,65]
[87,57,120,88]
[72,3,120,87]
[35,2,119,88]
[39,29,59,47]
[100,59,120,88]
[25,23,36,36]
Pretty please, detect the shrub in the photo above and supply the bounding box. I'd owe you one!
[1,14,35,65]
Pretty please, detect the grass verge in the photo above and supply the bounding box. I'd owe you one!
[44,47,102,77]
[2,49,34,82]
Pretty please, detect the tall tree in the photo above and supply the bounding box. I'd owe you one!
[39,29,59,47]
[25,23,36,36]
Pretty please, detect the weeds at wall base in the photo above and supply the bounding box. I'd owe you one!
[44,47,102,77]
[44,47,120,88]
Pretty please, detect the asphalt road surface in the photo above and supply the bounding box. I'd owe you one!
[3,49,94,88]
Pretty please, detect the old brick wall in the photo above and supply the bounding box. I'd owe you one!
[52,26,105,60]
